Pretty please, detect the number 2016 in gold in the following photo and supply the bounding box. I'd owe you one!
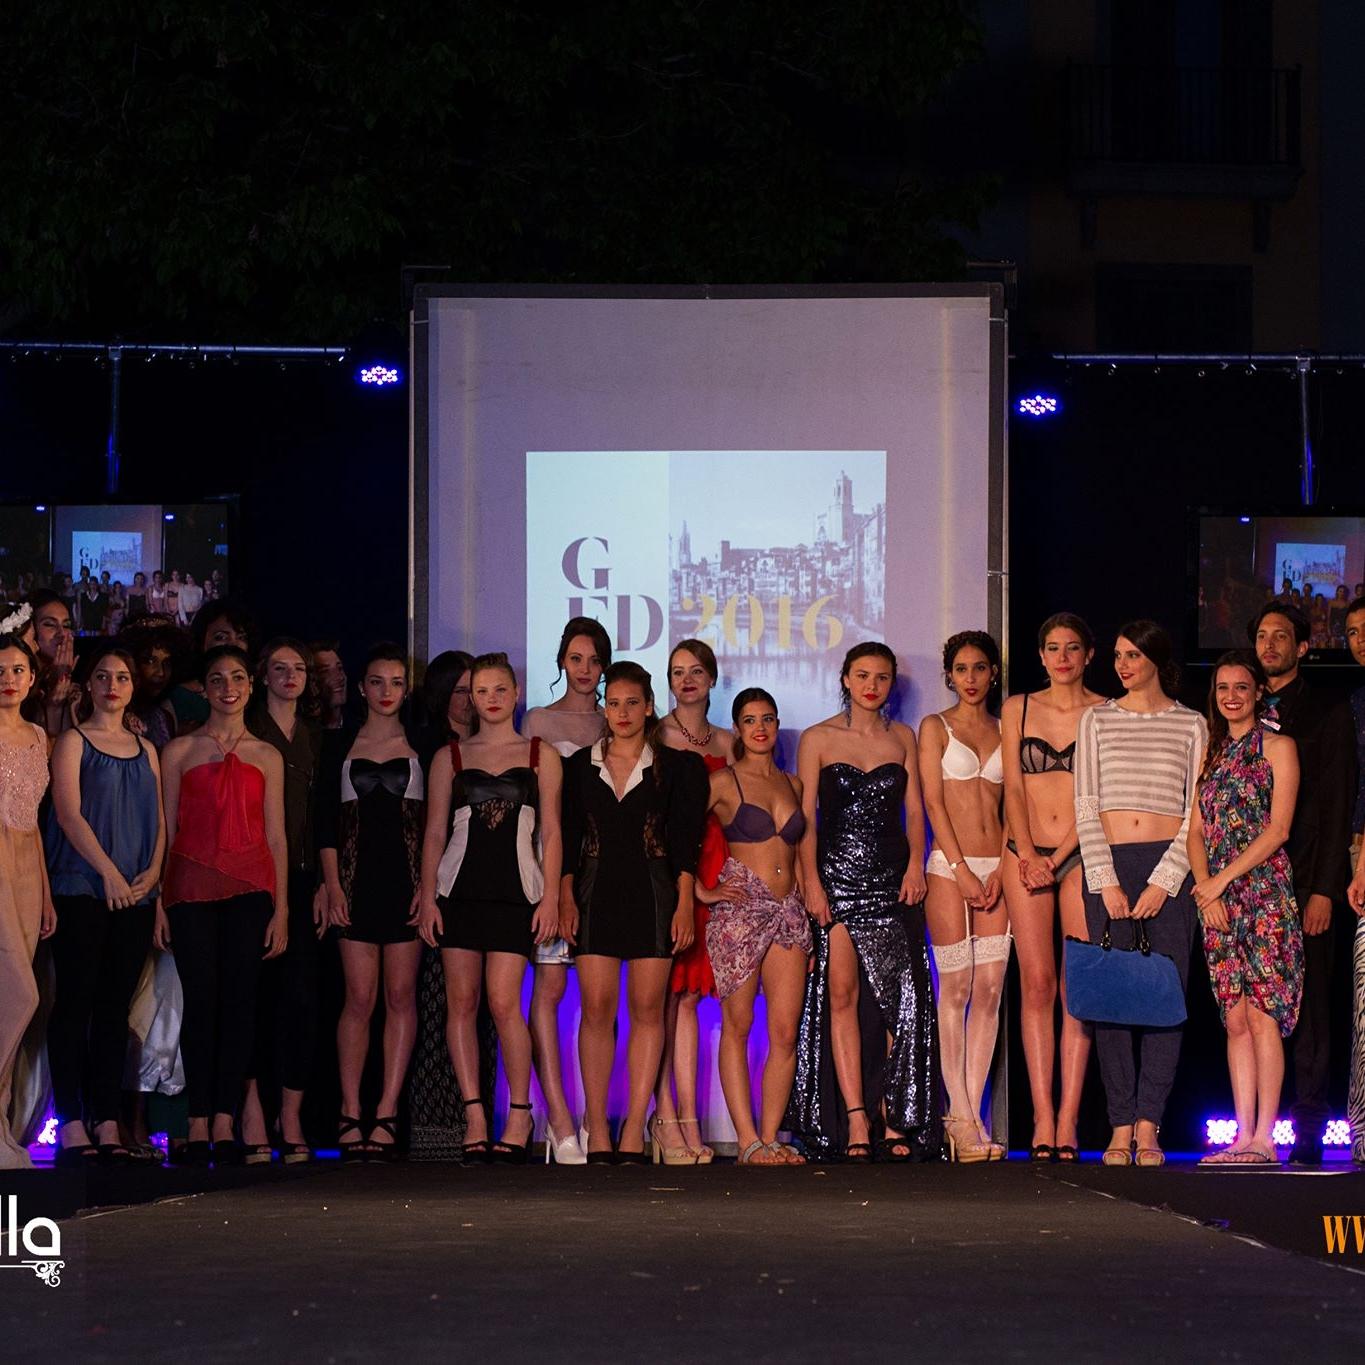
[680,594,844,650]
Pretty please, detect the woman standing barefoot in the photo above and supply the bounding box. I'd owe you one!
[999,613,1104,1161]
[701,689,811,1165]
[653,639,732,1164]
[919,631,1008,1162]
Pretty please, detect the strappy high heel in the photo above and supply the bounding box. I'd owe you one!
[461,1097,491,1164]
[678,1116,714,1164]
[651,1114,699,1166]
[338,1115,368,1164]
[943,1115,991,1164]
[493,1102,534,1165]
[368,1115,403,1162]
[843,1106,873,1163]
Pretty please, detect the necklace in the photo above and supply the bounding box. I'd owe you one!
[672,713,712,747]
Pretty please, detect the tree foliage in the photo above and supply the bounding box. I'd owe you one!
[2,2,989,340]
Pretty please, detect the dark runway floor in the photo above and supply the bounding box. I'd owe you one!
[4,1158,1365,1362]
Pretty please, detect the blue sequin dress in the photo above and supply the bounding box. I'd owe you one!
[787,762,941,1158]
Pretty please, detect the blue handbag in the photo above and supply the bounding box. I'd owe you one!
[1064,919,1187,1027]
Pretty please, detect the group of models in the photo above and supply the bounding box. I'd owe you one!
[1,590,1363,1170]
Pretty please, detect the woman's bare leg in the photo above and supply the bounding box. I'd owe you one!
[576,956,621,1155]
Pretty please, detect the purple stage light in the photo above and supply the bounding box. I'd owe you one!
[1204,1115,1354,1147]
[357,364,401,387]
[1017,393,1060,418]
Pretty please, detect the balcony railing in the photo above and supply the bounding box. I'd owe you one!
[1067,64,1301,195]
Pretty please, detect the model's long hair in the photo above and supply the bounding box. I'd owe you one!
[550,617,612,699]
[73,646,138,727]
[253,635,321,723]
[1199,649,1269,784]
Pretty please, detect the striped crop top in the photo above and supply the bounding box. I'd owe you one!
[1073,699,1208,896]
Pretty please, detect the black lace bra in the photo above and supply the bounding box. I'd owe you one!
[1019,694,1075,775]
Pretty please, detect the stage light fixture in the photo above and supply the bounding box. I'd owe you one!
[34,504,45,512]
[1239,516,1251,524]
[37,1115,57,1145]
[1206,1115,1353,1147]
[164,513,175,522]
[1205,1117,1238,1146]
[1017,393,1060,418]
[357,364,402,387]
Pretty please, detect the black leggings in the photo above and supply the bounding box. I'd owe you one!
[168,893,274,1119]
[246,869,321,1093]
[47,895,155,1127]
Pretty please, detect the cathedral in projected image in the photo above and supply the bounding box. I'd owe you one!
[669,458,886,731]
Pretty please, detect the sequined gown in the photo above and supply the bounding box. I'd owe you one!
[788,762,941,1158]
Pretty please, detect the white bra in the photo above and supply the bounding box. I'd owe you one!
[940,720,1003,784]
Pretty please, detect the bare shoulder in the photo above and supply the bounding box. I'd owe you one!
[788,772,804,799]
[915,712,943,743]
[523,706,548,737]
[1000,693,1025,720]
[537,741,563,774]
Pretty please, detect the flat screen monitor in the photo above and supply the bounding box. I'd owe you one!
[1194,510,1365,660]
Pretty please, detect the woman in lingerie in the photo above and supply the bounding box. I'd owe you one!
[46,647,164,1165]
[1075,620,1206,1167]
[698,688,810,1165]
[317,643,424,1159]
[147,571,168,617]
[522,616,614,1164]
[790,642,938,1162]
[1189,651,1302,1165]
[999,612,1104,1162]
[919,631,1008,1162]
[157,645,289,1164]
[559,661,707,1162]
[418,653,563,1162]
[652,638,733,1164]
[0,633,57,1168]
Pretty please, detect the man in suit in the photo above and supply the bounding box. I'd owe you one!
[1252,603,1358,1164]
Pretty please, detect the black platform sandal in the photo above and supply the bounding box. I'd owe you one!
[492,1102,534,1165]
[368,1115,403,1163]
[843,1106,873,1164]
[1053,1145,1079,1164]
[338,1114,368,1164]
[461,1097,492,1164]
[1030,1143,1056,1163]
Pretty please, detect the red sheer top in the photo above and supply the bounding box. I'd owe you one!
[163,754,275,907]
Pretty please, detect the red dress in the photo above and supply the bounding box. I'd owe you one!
[669,753,728,995]
[163,754,276,906]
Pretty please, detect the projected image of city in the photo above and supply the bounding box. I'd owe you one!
[669,451,886,731]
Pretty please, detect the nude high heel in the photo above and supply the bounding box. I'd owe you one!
[650,1115,699,1166]
[943,1115,991,1164]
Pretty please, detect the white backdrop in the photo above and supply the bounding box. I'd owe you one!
[413,287,1006,1145]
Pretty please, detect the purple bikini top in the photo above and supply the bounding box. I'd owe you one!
[720,769,805,845]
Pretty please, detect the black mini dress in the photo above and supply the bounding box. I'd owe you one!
[561,740,707,960]
[437,738,543,959]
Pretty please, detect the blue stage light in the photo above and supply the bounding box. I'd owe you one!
[1205,1114,1354,1147]
[164,513,175,522]
[1017,393,1060,418]
[34,504,46,512]
[357,364,402,388]
[1239,516,1252,524]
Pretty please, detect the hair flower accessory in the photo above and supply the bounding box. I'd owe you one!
[0,601,33,635]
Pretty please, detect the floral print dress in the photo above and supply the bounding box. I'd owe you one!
[1198,725,1304,1036]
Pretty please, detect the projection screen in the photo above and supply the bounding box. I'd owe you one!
[412,285,1007,1142]
[414,286,1006,710]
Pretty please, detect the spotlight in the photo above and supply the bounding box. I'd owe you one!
[1271,1118,1296,1146]
[34,504,46,512]
[37,1115,58,1146]
[1239,516,1251,524]
[1324,1119,1352,1148]
[164,513,175,522]
[1205,1117,1238,1147]
[1017,393,1060,418]
[357,364,402,388]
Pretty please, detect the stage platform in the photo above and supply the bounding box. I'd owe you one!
[4,1159,1364,1361]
